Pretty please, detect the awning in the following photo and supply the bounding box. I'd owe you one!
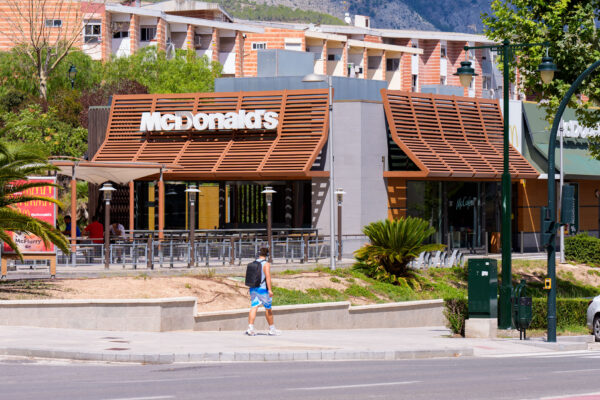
[52,161,169,184]
[523,102,600,179]
[92,90,330,180]
[382,90,539,179]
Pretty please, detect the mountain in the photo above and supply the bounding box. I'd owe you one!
[206,0,493,33]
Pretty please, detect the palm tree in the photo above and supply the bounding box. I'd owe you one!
[0,142,69,258]
[354,217,444,278]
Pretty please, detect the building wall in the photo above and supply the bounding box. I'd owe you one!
[242,27,305,77]
[312,101,389,243]
[386,178,407,219]
[420,39,441,87]
[0,0,102,50]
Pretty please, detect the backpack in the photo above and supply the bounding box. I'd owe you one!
[245,260,264,288]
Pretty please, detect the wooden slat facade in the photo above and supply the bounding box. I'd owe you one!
[93,90,330,180]
[382,90,539,179]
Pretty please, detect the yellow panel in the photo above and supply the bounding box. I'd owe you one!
[148,182,155,231]
[198,186,219,230]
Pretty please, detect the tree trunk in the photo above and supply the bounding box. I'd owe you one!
[39,72,48,102]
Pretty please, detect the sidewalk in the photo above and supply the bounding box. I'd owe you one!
[0,325,591,364]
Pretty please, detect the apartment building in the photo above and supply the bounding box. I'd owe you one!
[0,0,499,96]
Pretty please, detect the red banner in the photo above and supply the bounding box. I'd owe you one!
[3,177,57,254]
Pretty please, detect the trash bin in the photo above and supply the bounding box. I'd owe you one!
[512,279,532,340]
[468,258,498,319]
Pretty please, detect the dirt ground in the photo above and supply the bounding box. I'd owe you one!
[0,272,370,312]
[2,262,598,311]
[513,262,600,287]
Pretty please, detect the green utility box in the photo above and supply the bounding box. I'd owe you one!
[468,258,498,318]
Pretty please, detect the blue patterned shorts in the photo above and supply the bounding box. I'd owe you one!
[249,287,272,309]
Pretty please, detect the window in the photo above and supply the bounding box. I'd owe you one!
[483,76,492,90]
[284,42,302,51]
[45,19,62,28]
[327,53,341,61]
[252,42,266,50]
[412,74,418,92]
[84,20,101,43]
[440,46,447,58]
[140,27,156,42]
[440,76,447,85]
[367,55,381,69]
[113,31,129,39]
[386,58,400,71]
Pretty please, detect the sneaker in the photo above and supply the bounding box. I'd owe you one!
[268,328,282,336]
[245,328,257,336]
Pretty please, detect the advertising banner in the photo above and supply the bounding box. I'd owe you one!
[2,177,57,254]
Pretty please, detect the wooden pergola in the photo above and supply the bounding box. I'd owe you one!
[381,90,539,179]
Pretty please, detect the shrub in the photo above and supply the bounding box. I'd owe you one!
[444,297,468,336]
[443,297,589,336]
[529,298,589,330]
[354,217,445,280]
[565,233,600,265]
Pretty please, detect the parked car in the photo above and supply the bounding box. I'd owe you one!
[587,295,600,342]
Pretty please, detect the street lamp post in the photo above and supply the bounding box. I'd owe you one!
[262,186,276,263]
[67,64,77,89]
[456,40,556,329]
[185,184,200,268]
[544,59,600,342]
[302,73,336,270]
[99,183,116,270]
[334,188,345,261]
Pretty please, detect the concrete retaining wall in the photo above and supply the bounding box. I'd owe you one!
[194,300,446,331]
[0,297,197,332]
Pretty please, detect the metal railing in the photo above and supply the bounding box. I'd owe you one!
[53,232,367,268]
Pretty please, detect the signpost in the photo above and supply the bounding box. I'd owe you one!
[1,177,58,278]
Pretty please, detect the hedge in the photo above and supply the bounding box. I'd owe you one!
[565,233,600,265]
[444,297,589,335]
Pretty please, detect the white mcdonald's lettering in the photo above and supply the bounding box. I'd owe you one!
[140,110,279,132]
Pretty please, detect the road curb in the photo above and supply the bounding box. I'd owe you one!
[0,346,474,364]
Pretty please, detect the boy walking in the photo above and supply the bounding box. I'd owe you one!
[246,247,281,336]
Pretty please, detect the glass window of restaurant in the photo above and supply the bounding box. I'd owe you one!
[406,181,505,251]
[133,180,312,230]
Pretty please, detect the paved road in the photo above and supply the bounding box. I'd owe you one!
[1,350,600,400]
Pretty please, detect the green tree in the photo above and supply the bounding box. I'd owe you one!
[103,47,222,94]
[354,217,445,280]
[0,142,69,258]
[1,104,87,158]
[483,0,600,155]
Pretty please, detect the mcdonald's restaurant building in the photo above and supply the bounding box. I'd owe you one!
[88,77,600,253]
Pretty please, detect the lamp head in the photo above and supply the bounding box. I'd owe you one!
[334,188,346,205]
[538,55,557,84]
[185,184,200,204]
[67,64,77,81]
[454,60,477,89]
[261,186,276,204]
[99,182,116,201]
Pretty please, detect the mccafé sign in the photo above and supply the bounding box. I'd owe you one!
[140,110,280,132]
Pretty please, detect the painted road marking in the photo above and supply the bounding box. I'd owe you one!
[540,391,600,400]
[102,396,175,400]
[485,350,593,358]
[287,380,420,391]
[552,368,600,374]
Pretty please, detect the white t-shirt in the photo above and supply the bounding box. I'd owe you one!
[110,223,125,238]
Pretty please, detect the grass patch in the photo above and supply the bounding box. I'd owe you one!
[330,277,341,283]
[272,287,347,306]
[344,284,378,300]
